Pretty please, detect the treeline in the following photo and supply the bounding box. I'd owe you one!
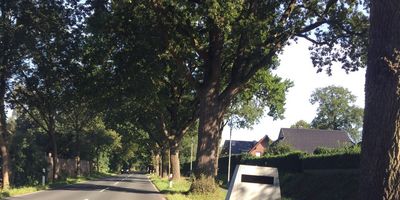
[0,0,368,192]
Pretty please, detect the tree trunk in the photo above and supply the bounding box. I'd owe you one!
[194,87,224,178]
[49,128,59,182]
[169,140,180,180]
[161,145,169,178]
[48,115,59,182]
[214,121,224,177]
[76,130,81,177]
[360,1,400,199]
[0,74,10,189]
[76,156,80,177]
[154,151,160,176]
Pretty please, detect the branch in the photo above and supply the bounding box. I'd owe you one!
[278,0,297,26]
[296,34,332,46]
[297,20,330,34]
[7,90,49,132]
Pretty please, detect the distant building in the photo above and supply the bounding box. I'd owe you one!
[220,140,257,156]
[273,128,353,154]
[248,135,271,157]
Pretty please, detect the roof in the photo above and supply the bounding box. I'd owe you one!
[248,135,270,153]
[220,140,257,155]
[276,128,352,153]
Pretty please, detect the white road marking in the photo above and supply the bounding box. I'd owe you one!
[113,181,119,185]
[100,187,109,192]
[84,199,89,200]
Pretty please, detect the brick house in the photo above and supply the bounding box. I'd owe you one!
[248,135,270,157]
[220,140,257,156]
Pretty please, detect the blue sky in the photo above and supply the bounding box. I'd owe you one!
[221,39,366,143]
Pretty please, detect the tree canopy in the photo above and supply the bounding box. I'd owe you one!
[290,120,311,129]
[310,85,363,142]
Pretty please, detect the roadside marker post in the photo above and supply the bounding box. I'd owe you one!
[168,174,173,188]
[42,168,46,186]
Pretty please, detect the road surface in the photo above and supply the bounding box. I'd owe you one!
[6,173,164,200]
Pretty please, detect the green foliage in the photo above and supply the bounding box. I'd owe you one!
[313,145,361,155]
[227,69,293,128]
[267,142,294,156]
[244,152,305,173]
[290,120,311,129]
[310,86,364,142]
[9,114,48,187]
[302,153,360,170]
[307,145,361,170]
[280,171,359,200]
[179,128,198,166]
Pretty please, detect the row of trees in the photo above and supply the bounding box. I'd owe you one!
[0,0,144,188]
[2,0,399,198]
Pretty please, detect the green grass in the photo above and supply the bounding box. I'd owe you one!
[0,185,47,198]
[0,171,113,199]
[150,175,227,200]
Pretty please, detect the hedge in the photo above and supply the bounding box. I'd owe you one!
[180,151,360,176]
[243,152,304,173]
[302,153,360,170]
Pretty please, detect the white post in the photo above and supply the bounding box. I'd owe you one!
[227,121,233,183]
[168,173,173,188]
[42,168,46,186]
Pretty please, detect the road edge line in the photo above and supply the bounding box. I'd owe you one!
[147,174,167,200]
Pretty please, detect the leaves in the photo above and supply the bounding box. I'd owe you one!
[310,85,363,142]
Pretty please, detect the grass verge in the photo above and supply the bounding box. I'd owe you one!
[150,175,227,200]
[0,171,113,199]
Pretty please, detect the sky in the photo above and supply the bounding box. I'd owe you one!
[221,39,366,144]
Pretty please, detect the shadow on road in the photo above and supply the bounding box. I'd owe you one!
[53,183,159,194]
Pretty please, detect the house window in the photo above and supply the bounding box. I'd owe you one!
[255,152,261,157]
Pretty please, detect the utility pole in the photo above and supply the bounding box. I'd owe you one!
[227,120,233,183]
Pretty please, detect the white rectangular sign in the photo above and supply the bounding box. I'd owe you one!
[226,165,281,200]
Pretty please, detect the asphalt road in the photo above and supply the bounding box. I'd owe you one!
[6,173,164,200]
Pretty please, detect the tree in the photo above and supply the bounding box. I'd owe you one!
[86,1,368,186]
[0,0,29,189]
[85,1,200,180]
[267,142,293,156]
[12,0,83,181]
[360,1,400,199]
[290,120,311,129]
[310,85,363,142]
[9,112,48,187]
[147,1,367,181]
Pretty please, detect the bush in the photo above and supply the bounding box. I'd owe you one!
[302,153,360,170]
[266,143,294,156]
[313,145,361,155]
[243,152,305,173]
[190,175,218,194]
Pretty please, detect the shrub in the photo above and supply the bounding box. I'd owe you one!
[313,145,361,155]
[266,143,294,156]
[190,175,218,194]
[243,152,305,173]
[302,153,360,170]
